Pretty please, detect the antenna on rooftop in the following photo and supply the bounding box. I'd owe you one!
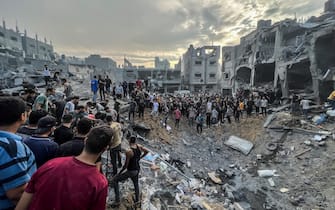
[15,19,19,33]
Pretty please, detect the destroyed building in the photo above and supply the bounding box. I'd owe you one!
[181,45,221,92]
[222,0,335,102]
[121,58,181,93]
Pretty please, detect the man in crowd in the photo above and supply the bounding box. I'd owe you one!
[0,97,36,210]
[17,110,48,137]
[98,75,106,101]
[63,96,79,116]
[53,114,74,145]
[24,116,58,168]
[57,118,93,157]
[32,87,55,112]
[15,126,114,210]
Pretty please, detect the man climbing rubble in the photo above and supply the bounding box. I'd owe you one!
[109,136,148,208]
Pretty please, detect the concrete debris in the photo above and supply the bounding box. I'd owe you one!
[208,172,222,184]
[294,148,312,158]
[280,188,290,193]
[225,136,254,155]
[263,113,276,128]
[257,170,279,177]
[268,178,275,187]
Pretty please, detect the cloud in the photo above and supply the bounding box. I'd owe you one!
[0,0,326,66]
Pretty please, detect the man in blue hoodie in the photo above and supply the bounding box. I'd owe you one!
[91,76,98,103]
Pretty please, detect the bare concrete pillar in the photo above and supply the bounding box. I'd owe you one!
[308,35,320,103]
[250,67,255,87]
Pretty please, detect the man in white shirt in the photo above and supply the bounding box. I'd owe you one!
[151,99,159,117]
[43,65,51,86]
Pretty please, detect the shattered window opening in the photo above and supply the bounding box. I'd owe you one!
[194,73,201,78]
[10,36,18,41]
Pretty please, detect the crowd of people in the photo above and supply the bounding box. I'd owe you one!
[0,77,150,209]
[1,71,320,209]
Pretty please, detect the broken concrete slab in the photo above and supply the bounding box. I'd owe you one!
[225,136,254,155]
[263,113,276,128]
[270,104,291,112]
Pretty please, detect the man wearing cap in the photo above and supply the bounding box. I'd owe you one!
[24,116,58,168]
[0,97,36,210]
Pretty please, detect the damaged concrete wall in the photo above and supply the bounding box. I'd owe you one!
[182,45,221,92]
[222,9,335,101]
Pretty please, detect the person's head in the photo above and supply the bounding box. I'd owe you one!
[98,75,102,79]
[28,110,48,126]
[61,78,67,85]
[106,75,109,79]
[106,115,113,123]
[129,136,136,144]
[84,126,114,154]
[0,97,27,130]
[62,114,73,124]
[46,87,55,96]
[72,96,80,104]
[77,118,93,136]
[93,75,97,79]
[35,115,57,136]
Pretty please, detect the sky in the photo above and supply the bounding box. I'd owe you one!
[0,0,326,67]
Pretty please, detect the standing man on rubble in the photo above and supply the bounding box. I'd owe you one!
[43,65,51,87]
[110,136,148,208]
[91,76,99,103]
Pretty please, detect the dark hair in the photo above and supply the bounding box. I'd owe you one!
[129,136,136,144]
[95,112,106,120]
[77,118,93,135]
[46,87,54,93]
[85,126,114,154]
[106,115,113,123]
[0,97,26,126]
[29,110,48,125]
[62,114,73,123]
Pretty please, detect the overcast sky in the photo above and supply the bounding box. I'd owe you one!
[0,0,325,67]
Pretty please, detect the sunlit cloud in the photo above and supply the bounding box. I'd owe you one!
[0,0,325,67]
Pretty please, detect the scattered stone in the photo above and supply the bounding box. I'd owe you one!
[225,136,254,155]
[280,188,290,193]
[208,172,222,184]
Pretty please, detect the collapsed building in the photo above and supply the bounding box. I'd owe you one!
[181,45,221,92]
[222,0,335,102]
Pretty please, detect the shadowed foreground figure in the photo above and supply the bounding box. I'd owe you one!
[15,126,114,210]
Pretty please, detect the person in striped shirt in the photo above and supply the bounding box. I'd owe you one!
[0,97,36,210]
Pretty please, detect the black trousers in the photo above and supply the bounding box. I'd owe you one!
[111,170,139,202]
[109,144,121,176]
[99,88,105,100]
[196,124,202,133]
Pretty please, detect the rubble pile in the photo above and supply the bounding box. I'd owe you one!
[102,100,335,210]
